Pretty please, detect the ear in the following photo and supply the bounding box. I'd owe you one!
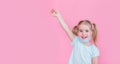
[91,30,93,35]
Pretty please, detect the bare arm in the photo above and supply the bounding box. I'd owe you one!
[92,57,98,64]
[51,9,75,41]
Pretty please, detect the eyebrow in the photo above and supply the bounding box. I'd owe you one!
[79,29,89,30]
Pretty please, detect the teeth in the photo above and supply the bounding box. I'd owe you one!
[81,36,87,39]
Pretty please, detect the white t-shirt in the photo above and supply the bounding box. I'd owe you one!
[68,36,100,64]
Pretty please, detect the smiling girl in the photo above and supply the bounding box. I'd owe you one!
[51,9,100,64]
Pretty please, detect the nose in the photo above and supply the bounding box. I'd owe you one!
[82,31,86,36]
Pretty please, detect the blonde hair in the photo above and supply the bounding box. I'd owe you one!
[72,20,98,46]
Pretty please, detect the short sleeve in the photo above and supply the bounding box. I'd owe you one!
[92,46,100,57]
[71,36,79,46]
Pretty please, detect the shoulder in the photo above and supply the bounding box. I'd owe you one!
[72,36,79,42]
[92,44,99,51]
[71,36,79,46]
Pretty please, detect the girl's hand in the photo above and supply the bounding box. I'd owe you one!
[50,9,61,17]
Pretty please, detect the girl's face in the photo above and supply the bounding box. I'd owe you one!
[77,24,92,40]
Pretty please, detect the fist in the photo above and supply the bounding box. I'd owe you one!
[50,9,61,17]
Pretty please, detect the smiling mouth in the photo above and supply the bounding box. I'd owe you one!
[81,36,87,39]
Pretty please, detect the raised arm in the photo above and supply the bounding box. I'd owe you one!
[51,9,75,41]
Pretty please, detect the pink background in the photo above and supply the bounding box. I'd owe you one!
[0,0,120,64]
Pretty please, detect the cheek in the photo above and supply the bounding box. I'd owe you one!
[87,34,91,36]
[87,32,92,36]
[77,32,82,36]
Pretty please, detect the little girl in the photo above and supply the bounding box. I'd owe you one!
[51,9,100,64]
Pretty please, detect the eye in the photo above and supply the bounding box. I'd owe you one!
[79,29,83,32]
[85,30,89,32]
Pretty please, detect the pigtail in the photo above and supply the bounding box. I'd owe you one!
[92,23,98,46]
[72,25,78,36]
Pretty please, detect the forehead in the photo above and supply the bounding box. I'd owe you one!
[78,24,90,30]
